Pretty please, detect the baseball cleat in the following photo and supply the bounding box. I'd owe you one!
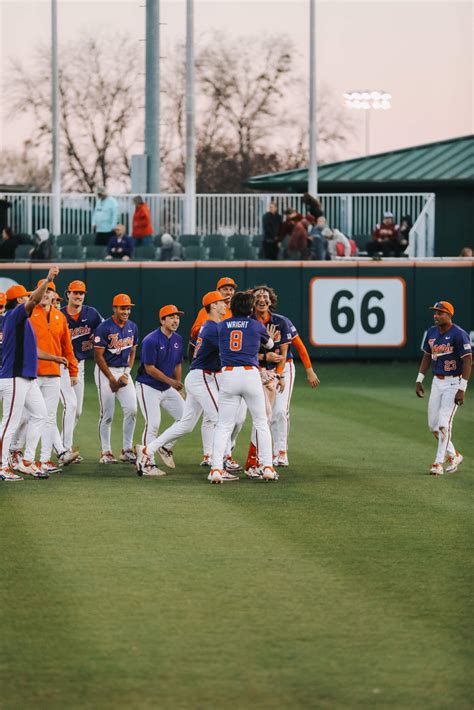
[120,449,137,464]
[72,455,83,464]
[244,466,263,479]
[221,471,239,481]
[99,451,119,464]
[16,460,48,478]
[199,455,211,467]
[208,468,223,484]
[429,463,444,476]
[446,452,463,473]
[39,461,59,475]
[276,451,289,467]
[262,466,278,481]
[0,468,24,481]
[158,446,175,469]
[140,464,167,478]
[8,449,23,470]
[224,456,242,472]
[135,445,153,475]
[58,449,80,467]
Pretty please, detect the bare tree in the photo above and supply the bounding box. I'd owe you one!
[8,35,142,192]
[0,147,51,191]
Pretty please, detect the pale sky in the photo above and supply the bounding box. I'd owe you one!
[1,0,473,164]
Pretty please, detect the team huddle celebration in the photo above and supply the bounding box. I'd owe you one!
[0,264,471,484]
[0,265,323,484]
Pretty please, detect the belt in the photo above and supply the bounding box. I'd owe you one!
[223,366,254,371]
[203,369,221,375]
[435,375,459,380]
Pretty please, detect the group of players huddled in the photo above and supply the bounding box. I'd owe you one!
[0,266,320,483]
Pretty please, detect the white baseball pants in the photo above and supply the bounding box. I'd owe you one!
[428,375,459,464]
[271,360,295,455]
[0,377,47,467]
[136,381,184,454]
[95,366,137,452]
[211,367,272,471]
[53,364,78,454]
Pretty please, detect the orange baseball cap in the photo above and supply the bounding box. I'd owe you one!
[159,304,184,320]
[36,279,56,291]
[202,291,226,307]
[430,301,454,316]
[216,276,237,290]
[67,280,87,293]
[5,284,31,301]
[0,292,6,305]
[113,293,135,307]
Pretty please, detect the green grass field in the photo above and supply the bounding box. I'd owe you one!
[1,362,472,709]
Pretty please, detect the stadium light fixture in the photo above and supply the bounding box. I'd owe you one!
[343,90,392,155]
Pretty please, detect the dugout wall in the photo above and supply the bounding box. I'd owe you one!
[1,260,472,359]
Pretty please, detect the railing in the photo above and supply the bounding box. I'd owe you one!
[1,192,435,255]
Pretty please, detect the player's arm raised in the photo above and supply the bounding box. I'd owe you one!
[25,265,60,315]
[95,347,121,393]
[455,353,472,406]
[415,352,431,398]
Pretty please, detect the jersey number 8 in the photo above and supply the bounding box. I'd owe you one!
[230,330,243,352]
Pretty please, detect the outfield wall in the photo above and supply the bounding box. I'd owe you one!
[1,260,472,359]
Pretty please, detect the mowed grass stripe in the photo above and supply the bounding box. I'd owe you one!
[0,363,472,709]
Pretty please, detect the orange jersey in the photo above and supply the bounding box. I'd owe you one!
[31,305,78,377]
[190,305,233,342]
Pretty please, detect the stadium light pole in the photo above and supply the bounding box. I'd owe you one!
[145,0,160,193]
[343,90,392,155]
[308,0,318,196]
[184,0,196,234]
[51,0,61,237]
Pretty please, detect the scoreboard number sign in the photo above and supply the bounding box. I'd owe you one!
[310,277,406,347]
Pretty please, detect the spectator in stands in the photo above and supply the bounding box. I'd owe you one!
[398,215,412,253]
[159,233,183,261]
[308,216,328,260]
[303,193,324,220]
[459,247,473,257]
[29,228,52,260]
[92,186,118,246]
[105,224,134,261]
[287,215,310,260]
[323,227,351,259]
[132,196,154,247]
[366,212,401,257]
[0,227,17,260]
[261,202,282,260]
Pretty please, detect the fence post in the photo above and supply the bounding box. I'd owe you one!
[26,195,33,235]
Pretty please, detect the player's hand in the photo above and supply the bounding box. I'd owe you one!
[56,356,68,366]
[306,368,320,388]
[170,379,184,391]
[454,390,465,406]
[47,265,60,281]
[266,352,283,363]
[70,376,78,386]
[416,382,424,398]
[109,378,120,393]
[277,376,286,393]
[117,374,129,388]
[267,323,278,341]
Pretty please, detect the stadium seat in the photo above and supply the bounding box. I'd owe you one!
[60,245,84,260]
[85,245,107,260]
[203,233,226,247]
[208,244,233,260]
[227,233,250,248]
[16,233,34,245]
[14,244,33,259]
[133,246,157,261]
[183,245,208,261]
[252,234,264,247]
[233,243,259,260]
[57,234,81,246]
[179,234,201,247]
[81,233,96,246]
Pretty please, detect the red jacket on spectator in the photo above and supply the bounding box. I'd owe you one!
[372,222,400,242]
[132,203,154,238]
[288,219,310,257]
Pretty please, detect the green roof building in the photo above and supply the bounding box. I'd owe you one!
[243,135,474,256]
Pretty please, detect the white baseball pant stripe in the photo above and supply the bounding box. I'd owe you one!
[0,377,47,467]
[145,369,217,457]
[136,381,184,453]
[428,375,460,464]
[53,364,78,454]
[211,368,272,471]
[95,366,137,453]
[271,360,295,455]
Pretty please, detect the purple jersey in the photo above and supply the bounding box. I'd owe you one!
[0,314,4,366]
[136,329,184,391]
[254,312,292,370]
[285,317,298,361]
[0,304,38,379]
[422,324,472,377]
[94,317,138,367]
[61,305,103,361]
[218,316,270,368]
[191,320,221,372]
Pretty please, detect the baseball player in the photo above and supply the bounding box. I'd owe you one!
[416,301,471,475]
[189,276,245,472]
[0,292,6,366]
[271,316,320,467]
[10,280,79,475]
[209,290,278,484]
[94,294,138,464]
[56,280,103,457]
[136,291,238,481]
[0,269,59,481]
[135,305,185,475]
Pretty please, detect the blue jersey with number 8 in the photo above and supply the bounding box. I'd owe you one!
[217,316,270,367]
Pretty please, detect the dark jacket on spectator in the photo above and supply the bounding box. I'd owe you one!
[107,234,134,259]
[262,211,282,242]
[0,233,17,260]
[30,229,51,260]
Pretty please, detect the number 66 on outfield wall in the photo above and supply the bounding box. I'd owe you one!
[309,277,406,347]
